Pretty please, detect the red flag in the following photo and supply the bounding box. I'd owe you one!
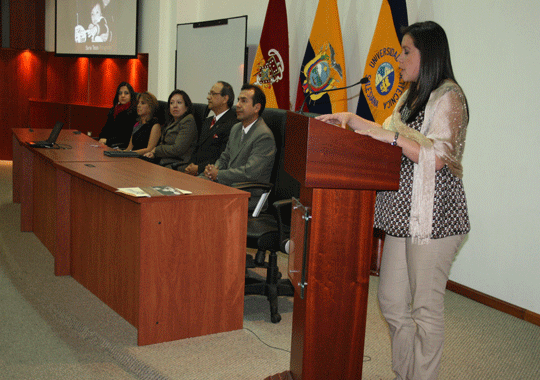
[249,0,290,110]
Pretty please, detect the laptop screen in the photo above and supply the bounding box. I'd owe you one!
[46,121,65,144]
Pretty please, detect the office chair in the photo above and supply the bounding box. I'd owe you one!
[234,108,300,323]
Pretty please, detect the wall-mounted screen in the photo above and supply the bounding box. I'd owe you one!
[55,0,138,57]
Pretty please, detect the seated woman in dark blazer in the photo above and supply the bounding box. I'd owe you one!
[98,82,138,149]
[143,89,197,170]
[125,92,161,155]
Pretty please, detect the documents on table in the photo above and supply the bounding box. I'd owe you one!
[116,186,192,197]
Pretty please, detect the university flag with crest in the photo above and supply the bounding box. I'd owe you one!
[356,0,408,124]
[295,0,347,114]
[249,0,290,110]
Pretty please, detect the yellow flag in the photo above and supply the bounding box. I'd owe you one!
[356,0,408,124]
[295,0,347,114]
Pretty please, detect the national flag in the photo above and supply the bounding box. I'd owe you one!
[294,0,347,114]
[356,0,408,124]
[249,0,290,110]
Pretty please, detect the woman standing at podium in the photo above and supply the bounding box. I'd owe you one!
[317,21,469,380]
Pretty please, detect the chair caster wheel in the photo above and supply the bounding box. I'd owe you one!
[271,313,282,323]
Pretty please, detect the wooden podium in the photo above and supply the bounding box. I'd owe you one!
[268,112,401,380]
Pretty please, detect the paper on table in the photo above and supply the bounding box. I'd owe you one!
[116,186,192,197]
[116,187,151,197]
[149,186,192,196]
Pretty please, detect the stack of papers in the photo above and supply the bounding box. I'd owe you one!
[116,186,192,197]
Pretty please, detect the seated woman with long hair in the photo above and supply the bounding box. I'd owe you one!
[125,92,161,155]
[143,89,197,170]
[98,82,138,149]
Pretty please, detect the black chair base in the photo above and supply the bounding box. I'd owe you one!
[245,251,294,323]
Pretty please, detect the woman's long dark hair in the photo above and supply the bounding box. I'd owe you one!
[167,89,194,121]
[400,21,464,123]
[112,82,137,108]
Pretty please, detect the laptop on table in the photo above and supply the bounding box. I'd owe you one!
[28,121,64,148]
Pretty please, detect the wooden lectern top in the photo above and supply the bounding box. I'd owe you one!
[284,111,401,191]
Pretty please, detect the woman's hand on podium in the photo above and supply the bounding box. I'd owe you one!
[316,112,356,130]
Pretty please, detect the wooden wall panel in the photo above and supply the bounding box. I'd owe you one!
[29,101,70,131]
[46,55,90,104]
[14,52,48,124]
[89,58,125,106]
[132,54,149,93]
[0,50,47,159]
[69,104,110,136]
[0,49,148,160]
[9,0,45,50]
[88,55,149,105]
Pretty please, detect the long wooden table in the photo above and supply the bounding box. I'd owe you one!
[12,128,250,345]
[12,129,118,271]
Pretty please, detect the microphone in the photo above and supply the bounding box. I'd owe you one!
[297,76,369,114]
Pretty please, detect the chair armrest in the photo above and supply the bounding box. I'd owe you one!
[233,182,273,192]
[273,199,292,210]
[233,182,274,217]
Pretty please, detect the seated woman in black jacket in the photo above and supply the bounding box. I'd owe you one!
[98,82,138,149]
[143,89,197,170]
[125,92,161,155]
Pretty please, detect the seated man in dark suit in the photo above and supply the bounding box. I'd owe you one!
[184,81,238,176]
[202,84,276,210]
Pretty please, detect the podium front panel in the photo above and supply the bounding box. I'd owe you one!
[288,198,311,299]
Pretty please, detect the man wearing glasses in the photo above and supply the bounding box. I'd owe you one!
[184,81,238,175]
[202,84,276,211]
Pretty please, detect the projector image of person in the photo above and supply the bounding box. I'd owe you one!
[68,3,108,43]
[87,3,110,42]
[73,3,110,44]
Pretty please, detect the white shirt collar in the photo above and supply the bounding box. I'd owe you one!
[242,118,258,135]
[214,108,230,122]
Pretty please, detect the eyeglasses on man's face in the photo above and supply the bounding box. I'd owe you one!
[208,91,222,97]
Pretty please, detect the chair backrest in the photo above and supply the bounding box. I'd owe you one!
[259,108,300,207]
[155,101,210,133]
[156,100,169,126]
[192,103,210,136]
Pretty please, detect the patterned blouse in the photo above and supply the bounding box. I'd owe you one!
[374,108,470,239]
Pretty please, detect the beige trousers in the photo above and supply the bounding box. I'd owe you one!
[377,234,465,380]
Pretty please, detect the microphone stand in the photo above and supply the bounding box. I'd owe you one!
[297,77,369,114]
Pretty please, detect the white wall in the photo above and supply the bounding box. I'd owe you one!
[44,0,540,315]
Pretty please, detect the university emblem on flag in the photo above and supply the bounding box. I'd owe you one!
[364,47,407,112]
[253,49,285,88]
[302,43,344,101]
[376,62,395,96]
[356,0,408,123]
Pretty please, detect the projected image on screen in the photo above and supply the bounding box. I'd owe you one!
[56,0,137,57]
[75,2,110,43]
